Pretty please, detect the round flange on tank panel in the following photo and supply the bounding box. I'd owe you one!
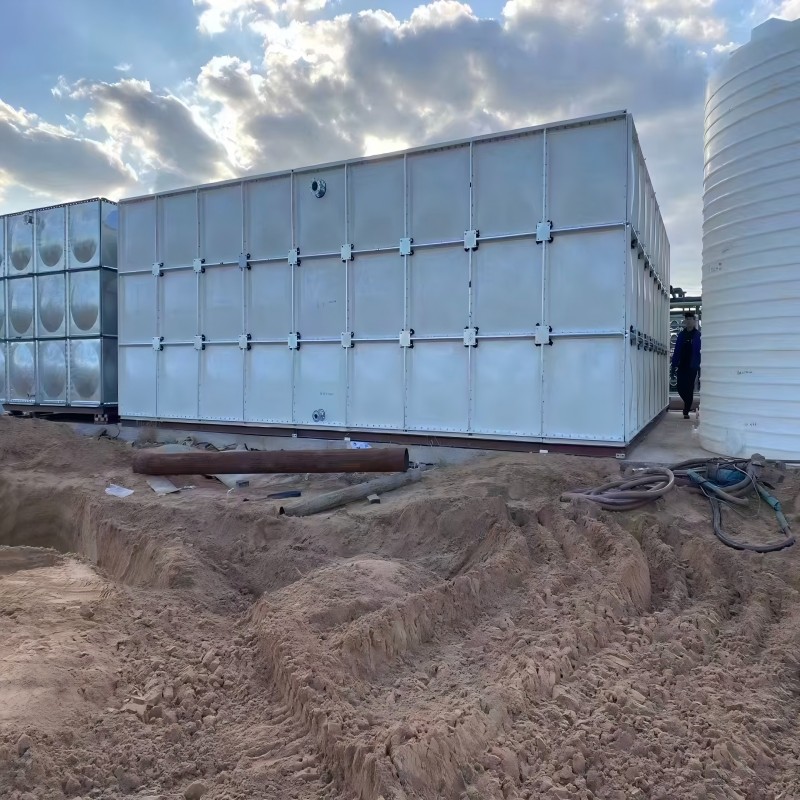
[69,270,100,334]
[36,206,66,271]
[9,342,35,400]
[69,203,99,268]
[38,340,67,401]
[700,17,800,459]
[8,278,34,338]
[37,274,66,336]
[70,339,101,401]
[8,214,33,274]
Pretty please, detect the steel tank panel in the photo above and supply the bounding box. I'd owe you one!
[37,339,68,403]
[244,346,293,424]
[101,201,119,269]
[0,217,5,276]
[7,277,35,339]
[700,18,800,459]
[68,201,102,270]
[68,269,117,337]
[9,341,36,403]
[347,158,404,250]
[0,279,5,337]
[68,337,117,406]
[199,345,244,421]
[35,206,66,272]
[36,273,67,338]
[119,346,156,417]
[7,214,34,275]
[0,343,6,403]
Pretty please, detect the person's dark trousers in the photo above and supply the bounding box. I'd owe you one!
[676,368,698,416]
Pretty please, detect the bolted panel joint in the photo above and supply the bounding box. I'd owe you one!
[194,335,206,351]
[193,258,206,274]
[463,326,478,347]
[399,237,413,257]
[288,332,301,350]
[239,252,251,271]
[399,329,414,348]
[238,333,252,351]
[288,248,300,267]
[341,331,354,349]
[152,336,164,352]
[152,262,164,277]
[341,244,354,262]
[464,230,479,251]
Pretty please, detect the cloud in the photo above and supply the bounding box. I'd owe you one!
[193,0,330,34]
[65,77,235,191]
[114,63,132,72]
[0,100,134,206]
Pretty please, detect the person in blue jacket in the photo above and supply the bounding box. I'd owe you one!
[671,312,701,419]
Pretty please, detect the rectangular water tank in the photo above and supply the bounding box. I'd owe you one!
[118,112,670,447]
[0,198,118,411]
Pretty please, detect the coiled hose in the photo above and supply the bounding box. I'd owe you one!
[561,469,675,511]
[562,456,795,553]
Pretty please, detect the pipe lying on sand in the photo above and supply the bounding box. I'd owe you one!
[132,447,410,476]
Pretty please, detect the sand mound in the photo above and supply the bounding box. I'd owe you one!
[0,417,799,799]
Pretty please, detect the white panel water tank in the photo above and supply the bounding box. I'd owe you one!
[701,17,800,459]
[118,112,671,447]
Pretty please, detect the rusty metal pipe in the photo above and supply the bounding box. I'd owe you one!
[132,447,409,476]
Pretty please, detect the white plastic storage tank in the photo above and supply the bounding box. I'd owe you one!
[0,199,119,411]
[701,18,800,459]
[118,111,670,450]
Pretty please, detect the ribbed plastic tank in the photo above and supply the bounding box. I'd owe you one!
[700,17,800,459]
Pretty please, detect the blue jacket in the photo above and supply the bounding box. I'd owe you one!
[671,329,701,372]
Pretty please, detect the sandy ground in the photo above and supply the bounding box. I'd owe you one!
[0,418,799,800]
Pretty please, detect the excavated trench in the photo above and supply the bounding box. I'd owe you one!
[0,476,198,589]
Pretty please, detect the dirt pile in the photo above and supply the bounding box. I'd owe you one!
[0,417,799,799]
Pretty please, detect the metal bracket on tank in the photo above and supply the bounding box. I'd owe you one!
[464,230,479,251]
[152,336,164,352]
[238,252,251,271]
[534,324,552,346]
[399,329,414,348]
[341,331,354,349]
[399,238,414,257]
[193,258,206,274]
[288,332,301,350]
[238,334,252,351]
[341,244,354,262]
[288,248,300,267]
[536,221,553,244]
[152,262,164,277]
[463,327,478,347]
[194,335,206,351]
